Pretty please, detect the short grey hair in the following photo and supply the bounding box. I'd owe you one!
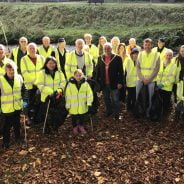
[103,42,112,49]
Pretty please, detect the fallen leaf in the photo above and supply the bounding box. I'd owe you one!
[19,150,28,156]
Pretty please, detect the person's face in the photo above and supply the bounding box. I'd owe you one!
[119,45,125,53]
[28,45,37,55]
[180,47,184,57]
[143,42,152,52]
[6,67,14,78]
[58,42,66,49]
[165,52,173,61]
[76,41,84,52]
[46,60,56,71]
[19,38,27,48]
[112,39,119,46]
[0,46,5,58]
[100,38,106,46]
[74,72,82,82]
[158,40,165,49]
[84,36,92,45]
[42,38,50,48]
[104,45,112,56]
[129,40,136,48]
[131,52,138,61]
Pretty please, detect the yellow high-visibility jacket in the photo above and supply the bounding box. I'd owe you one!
[65,51,93,80]
[0,57,9,77]
[124,57,137,87]
[38,45,55,58]
[36,70,66,102]
[138,50,159,81]
[88,44,99,65]
[177,80,184,102]
[55,48,70,72]
[152,47,168,62]
[65,78,93,115]
[0,75,23,113]
[20,54,45,90]
[157,60,177,92]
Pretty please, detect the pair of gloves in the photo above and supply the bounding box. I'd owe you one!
[49,89,63,100]
[157,84,164,89]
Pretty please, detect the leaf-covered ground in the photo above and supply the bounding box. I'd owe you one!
[0,102,184,184]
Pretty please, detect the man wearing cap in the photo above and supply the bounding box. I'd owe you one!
[10,37,28,74]
[37,36,55,58]
[53,38,69,78]
[65,39,93,80]
[152,38,168,62]
[136,38,160,117]
[124,48,139,112]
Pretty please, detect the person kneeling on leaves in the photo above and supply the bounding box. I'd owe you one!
[65,69,93,136]
[0,61,28,148]
[35,56,66,134]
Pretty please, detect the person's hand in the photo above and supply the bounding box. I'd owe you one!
[23,101,28,109]
[143,80,149,85]
[157,84,164,89]
[117,84,123,89]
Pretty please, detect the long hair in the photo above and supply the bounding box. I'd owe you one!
[117,43,126,56]
[42,56,58,74]
[176,45,184,67]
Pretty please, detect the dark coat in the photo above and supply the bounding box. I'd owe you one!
[96,54,124,90]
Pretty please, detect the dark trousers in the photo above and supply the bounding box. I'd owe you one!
[159,89,172,113]
[3,110,21,145]
[28,88,40,123]
[127,87,136,111]
[71,114,85,127]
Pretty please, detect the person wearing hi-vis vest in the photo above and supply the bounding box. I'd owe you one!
[20,43,45,125]
[136,38,160,117]
[65,69,93,136]
[84,33,99,65]
[53,38,69,79]
[35,56,66,133]
[0,62,28,149]
[65,39,93,80]
[124,48,139,112]
[10,37,28,74]
[37,36,55,58]
[157,49,177,114]
[0,44,10,77]
[152,38,168,62]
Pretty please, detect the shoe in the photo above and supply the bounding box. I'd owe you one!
[2,143,9,149]
[78,126,87,134]
[113,114,121,120]
[72,126,79,136]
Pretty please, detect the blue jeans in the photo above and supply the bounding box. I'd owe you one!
[102,85,120,115]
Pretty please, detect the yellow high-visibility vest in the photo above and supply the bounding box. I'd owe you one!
[124,57,137,87]
[152,47,168,62]
[21,54,45,90]
[65,51,93,80]
[88,44,99,65]
[38,45,55,58]
[138,50,159,81]
[157,60,177,91]
[0,57,9,77]
[55,48,70,72]
[0,75,23,113]
[36,70,66,102]
[177,80,184,102]
[65,80,93,114]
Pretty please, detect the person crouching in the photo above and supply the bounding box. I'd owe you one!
[0,62,28,148]
[65,69,93,136]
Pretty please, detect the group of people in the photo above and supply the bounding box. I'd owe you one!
[0,33,184,149]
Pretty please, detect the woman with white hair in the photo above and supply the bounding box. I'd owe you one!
[157,49,177,113]
[111,36,120,54]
